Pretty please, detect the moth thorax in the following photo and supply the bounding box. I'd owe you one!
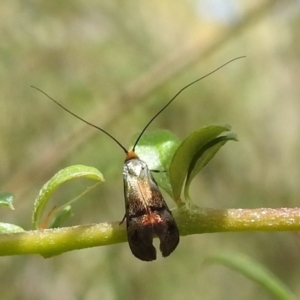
[124,158,148,177]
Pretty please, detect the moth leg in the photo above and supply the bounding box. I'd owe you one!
[150,169,166,173]
[119,214,126,225]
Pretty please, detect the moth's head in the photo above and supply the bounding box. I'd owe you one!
[125,150,139,161]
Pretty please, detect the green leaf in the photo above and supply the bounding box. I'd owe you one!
[206,253,296,300]
[0,192,15,210]
[32,165,104,229]
[184,133,237,199]
[169,125,232,203]
[0,222,24,233]
[134,130,180,197]
[49,205,72,228]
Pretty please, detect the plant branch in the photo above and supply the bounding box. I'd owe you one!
[0,206,299,258]
[176,207,300,235]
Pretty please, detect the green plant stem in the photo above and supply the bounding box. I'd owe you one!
[177,207,300,235]
[0,222,127,258]
[0,207,299,258]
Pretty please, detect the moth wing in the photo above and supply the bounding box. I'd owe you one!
[150,187,180,257]
[126,219,157,261]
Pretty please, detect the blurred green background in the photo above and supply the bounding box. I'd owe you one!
[1,1,300,299]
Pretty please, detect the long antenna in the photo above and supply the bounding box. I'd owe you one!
[32,56,245,156]
[30,86,128,154]
[132,56,246,151]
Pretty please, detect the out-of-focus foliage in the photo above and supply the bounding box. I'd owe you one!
[1,1,300,299]
[205,253,296,300]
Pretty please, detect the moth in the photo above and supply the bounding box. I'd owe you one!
[32,56,244,261]
[122,152,179,261]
